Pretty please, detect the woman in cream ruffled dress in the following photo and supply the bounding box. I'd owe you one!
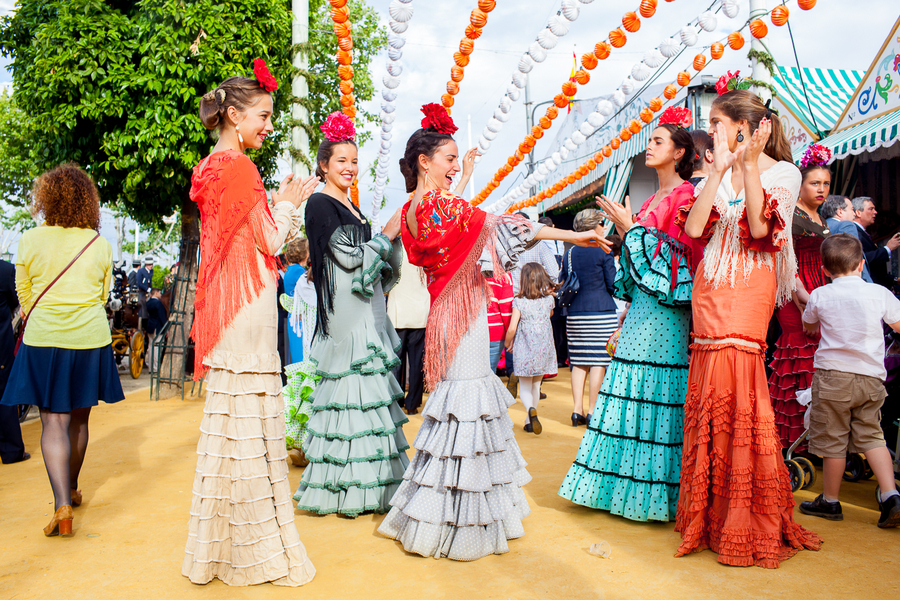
[182,67,316,586]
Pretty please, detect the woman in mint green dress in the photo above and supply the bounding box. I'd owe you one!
[293,115,409,516]
[558,116,702,522]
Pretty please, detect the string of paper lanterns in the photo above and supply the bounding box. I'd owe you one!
[441,0,499,114]
[370,0,414,222]
[503,0,816,214]
[474,0,595,165]
[329,0,361,205]
[485,0,735,213]
[472,0,676,207]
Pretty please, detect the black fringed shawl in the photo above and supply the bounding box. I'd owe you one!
[304,192,372,338]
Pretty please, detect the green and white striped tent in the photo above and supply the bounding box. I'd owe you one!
[773,67,864,142]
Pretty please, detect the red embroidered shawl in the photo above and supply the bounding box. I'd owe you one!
[401,189,497,389]
[190,150,278,378]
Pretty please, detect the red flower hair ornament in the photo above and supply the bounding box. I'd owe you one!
[253,58,278,92]
[715,70,751,96]
[659,106,693,128]
[421,103,458,135]
[320,111,356,143]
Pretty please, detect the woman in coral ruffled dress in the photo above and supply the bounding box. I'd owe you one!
[676,86,821,568]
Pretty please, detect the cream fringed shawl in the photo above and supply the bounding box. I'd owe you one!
[694,161,802,308]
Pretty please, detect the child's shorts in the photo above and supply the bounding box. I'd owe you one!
[808,369,886,458]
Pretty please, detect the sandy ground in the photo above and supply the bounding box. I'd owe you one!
[2,372,898,600]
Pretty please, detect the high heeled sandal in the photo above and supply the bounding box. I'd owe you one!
[44,505,74,537]
[70,489,83,507]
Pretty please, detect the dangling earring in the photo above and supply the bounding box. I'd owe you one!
[235,124,244,144]
[736,129,744,143]
[424,168,436,191]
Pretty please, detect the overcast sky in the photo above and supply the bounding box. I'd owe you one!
[1,0,897,226]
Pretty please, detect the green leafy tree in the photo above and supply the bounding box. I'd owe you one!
[0,0,386,393]
[0,89,39,208]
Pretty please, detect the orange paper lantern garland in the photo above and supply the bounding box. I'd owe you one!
[474,1,665,206]
[519,3,816,215]
[330,0,357,203]
[441,1,497,114]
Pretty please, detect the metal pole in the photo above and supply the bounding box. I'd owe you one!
[134,223,139,262]
[749,0,772,102]
[292,0,311,177]
[524,79,534,176]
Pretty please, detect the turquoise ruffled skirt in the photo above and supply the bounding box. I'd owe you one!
[558,225,692,522]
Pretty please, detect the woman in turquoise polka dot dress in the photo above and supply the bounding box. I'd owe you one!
[558,114,703,522]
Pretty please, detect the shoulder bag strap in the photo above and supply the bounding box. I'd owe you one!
[22,232,102,327]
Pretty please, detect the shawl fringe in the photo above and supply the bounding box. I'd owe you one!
[191,201,277,379]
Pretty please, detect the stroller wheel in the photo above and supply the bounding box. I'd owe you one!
[794,456,816,489]
[844,452,866,482]
[786,459,804,493]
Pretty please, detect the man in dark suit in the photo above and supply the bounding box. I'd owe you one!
[851,196,900,289]
[0,259,29,465]
[136,256,154,319]
[822,195,873,283]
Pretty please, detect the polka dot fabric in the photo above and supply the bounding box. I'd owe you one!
[378,305,532,561]
[558,225,693,522]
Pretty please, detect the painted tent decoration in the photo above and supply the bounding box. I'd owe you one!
[832,15,900,132]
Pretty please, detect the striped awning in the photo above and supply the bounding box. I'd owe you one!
[808,107,900,162]
[772,67,864,137]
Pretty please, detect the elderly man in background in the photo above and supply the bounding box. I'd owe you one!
[136,256,154,320]
[822,195,873,283]
[851,197,900,289]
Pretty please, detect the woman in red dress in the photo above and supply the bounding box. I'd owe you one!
[769,148,832,450]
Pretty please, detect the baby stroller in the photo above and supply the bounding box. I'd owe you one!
[785,389,900,498]
[783,387,817,492]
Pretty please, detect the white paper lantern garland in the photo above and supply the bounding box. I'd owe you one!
[371,0,414,221]
[485,16,713,214]
[474,0,593,169]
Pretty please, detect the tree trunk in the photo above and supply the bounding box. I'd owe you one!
[157,195,200,399]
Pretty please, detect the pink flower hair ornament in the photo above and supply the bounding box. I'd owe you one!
[253,58,278,92]
[799,143,832,168]
[320,111,356,142]
[659,106,693,128]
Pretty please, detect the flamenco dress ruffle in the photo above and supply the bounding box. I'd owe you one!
[768,302,817,451]
[293,242,410,516]
[558,225,692,522]
[183,347,316,586]
[279,293,318,450]
[377,307,532,560]
[675,267,822,568]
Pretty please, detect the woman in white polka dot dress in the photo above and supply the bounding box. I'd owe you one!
[376,107,608,561]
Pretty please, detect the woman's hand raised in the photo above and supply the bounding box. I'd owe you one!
[741,117,771,167]
[572,227,612,252]
[711,121,744,174]
[381,206,404,241]
[272,173,320,209]
[596,195,633,231]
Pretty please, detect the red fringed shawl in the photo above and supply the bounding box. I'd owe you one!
[190,150,279,379]
[402,189,504,389]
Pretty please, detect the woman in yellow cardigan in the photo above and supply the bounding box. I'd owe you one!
[1,164,125,537]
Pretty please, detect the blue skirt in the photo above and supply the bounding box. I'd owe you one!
[0,344,125,412]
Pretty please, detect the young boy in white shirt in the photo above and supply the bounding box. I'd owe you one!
[800,233,900,527]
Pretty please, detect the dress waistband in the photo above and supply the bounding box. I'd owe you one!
[692,336,761,350]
